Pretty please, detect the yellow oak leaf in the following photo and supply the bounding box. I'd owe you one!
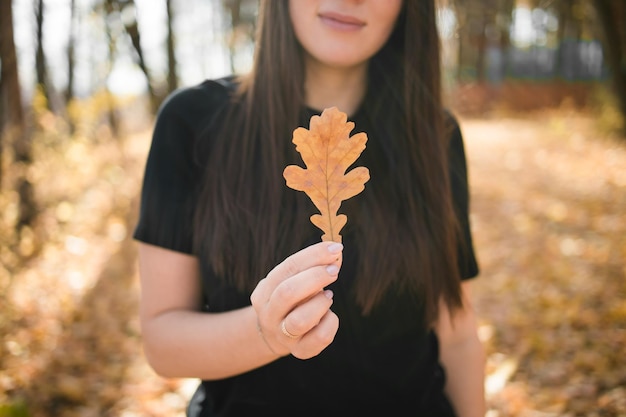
[283,107,370,242]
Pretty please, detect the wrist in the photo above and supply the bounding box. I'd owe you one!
[255,317,283,357]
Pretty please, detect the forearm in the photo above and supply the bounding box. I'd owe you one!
[440,333,486,417]
[141,305,282,380]
[137,242,341,381]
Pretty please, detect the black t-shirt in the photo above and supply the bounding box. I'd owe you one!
[134,78,479,416]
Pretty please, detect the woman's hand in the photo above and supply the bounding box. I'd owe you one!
[250,241,343,359]
[138,241,341,379]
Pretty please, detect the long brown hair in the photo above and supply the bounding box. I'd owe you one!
[194,0,462,325]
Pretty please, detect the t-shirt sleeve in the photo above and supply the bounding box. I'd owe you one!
[133,85,216,254]
[446,113,480,280]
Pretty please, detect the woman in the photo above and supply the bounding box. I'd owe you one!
[134,1,486,415]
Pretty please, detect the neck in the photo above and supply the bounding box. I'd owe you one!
[303,56,367,116]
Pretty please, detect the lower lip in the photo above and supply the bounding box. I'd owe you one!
[319,16,364,32]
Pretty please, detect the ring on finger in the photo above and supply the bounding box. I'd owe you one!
[281,320,299,339]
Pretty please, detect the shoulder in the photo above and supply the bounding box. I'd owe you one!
[161,76,237,110]
[442,109,466,158]
[146,77,239,176]
[155,76,238,132]
[443,109,462,141]
[442,109,470,194]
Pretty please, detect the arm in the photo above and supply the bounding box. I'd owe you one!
[138,241,342,380]
[434,281,486,417]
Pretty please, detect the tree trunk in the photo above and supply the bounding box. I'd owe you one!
[104,0,158,111]
[103,8,120,137]
[554,0,570,79]
[165,0,178,94]
[66,0,77,104]
[497,0,514,79]
[66,0,77,134]
[452,0,467,81]
[456,25,465,81]
[0,0,37,227]
[35,0,53,111]
[475,12,487,83]
[453,0,495,83]
[0,81,3,189]
[120,0,158,111]
[225,0,243,74]
[0,0,25,190]
[592,0,626,135]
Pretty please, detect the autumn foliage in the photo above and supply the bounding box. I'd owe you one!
[1,108,625,416]
[283,107,370,242]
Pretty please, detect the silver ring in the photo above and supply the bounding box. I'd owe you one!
[281,320,299,339]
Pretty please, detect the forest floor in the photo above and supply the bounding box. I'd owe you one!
[0,108,625,416]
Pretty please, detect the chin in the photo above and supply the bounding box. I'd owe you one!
[315,53,374,69]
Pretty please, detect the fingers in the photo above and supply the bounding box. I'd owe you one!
[290,308,339,360]
[249,241,344,359]
[266,241,343,288]
[250,241,343,308]
[267,263,339,320]
[254,289,338,358]
[281,289,334,338]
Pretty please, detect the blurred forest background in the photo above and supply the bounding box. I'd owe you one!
[0,0,625,416]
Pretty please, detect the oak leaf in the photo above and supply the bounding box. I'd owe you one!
[283,107,370,242]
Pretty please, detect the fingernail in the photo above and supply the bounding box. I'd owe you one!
[327,243,343,253]
[326,264,339,275]
[324,289,334,299]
